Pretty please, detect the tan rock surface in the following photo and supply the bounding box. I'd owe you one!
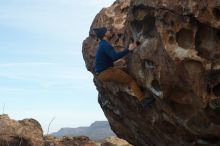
[101,136,132,146]
[0,114,44,146]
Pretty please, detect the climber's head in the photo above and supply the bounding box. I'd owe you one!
[93,27,111,40]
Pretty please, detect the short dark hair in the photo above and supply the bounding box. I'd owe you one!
[93,27,107,40]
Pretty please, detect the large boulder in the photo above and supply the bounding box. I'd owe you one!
[0,114,44,146]
[82,0,220,145]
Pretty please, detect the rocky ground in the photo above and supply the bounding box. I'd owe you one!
[0,114,131,146]
[0,114,44,146]
[45,136,132,146]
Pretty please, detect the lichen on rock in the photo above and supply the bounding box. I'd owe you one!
[82,0,220,146]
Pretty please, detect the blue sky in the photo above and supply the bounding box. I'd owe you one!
[0,0,115,133]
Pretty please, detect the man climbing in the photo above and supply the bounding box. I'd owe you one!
[93,27,155,109]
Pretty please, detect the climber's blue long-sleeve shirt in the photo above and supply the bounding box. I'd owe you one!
[95,40,129,73]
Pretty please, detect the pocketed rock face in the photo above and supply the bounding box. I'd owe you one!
[82,0,220,146]
[0,114,44,146]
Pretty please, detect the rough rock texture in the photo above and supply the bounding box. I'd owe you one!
[0,114,44,146]
[0,115,129,146]
[82,0,220,146]
[45,136,97,146]
[101,136,132,146]
[45,136,131,146]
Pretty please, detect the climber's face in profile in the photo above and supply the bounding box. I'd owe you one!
[104,30,112,40]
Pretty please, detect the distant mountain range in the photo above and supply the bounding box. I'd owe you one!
[51,121,116,140]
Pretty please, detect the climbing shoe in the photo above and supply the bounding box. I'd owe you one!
[140,96,155,108]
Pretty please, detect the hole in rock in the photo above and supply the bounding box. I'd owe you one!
[205,106,220,125]
[176,28,194,49]
[208,70,220,82]
[213,7,220,19]
[207,70,220,94]
[131,20,143,33]
[142,16,156,38]
[169,36,175,44]
[115,38,120,44]
[217,31,220,39]
[144,59,155,69]
[195,25,220,60]
[184,60,204,75]
[170,20,175,27]
[111,33,116,39]
[198,135,219,145]
[207,84,212,94]
[118,33,122,39]
[151,79,161,91]
[213,83,220,97]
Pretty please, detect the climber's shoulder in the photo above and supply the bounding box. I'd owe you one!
[99,40,112,50]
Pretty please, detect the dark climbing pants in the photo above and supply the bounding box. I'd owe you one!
[97,68,144,101]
